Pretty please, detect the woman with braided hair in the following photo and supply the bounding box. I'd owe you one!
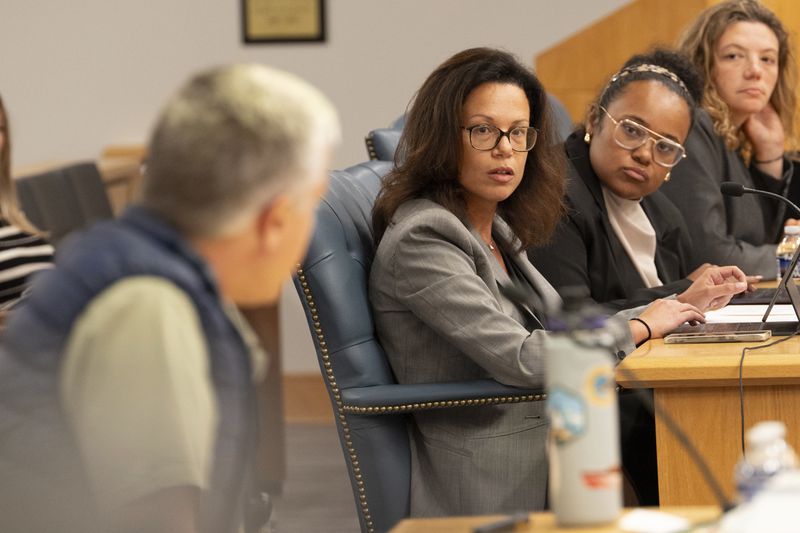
[529,47,752,506]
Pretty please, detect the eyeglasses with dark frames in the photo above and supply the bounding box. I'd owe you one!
[599,106,686,168]
[462,124,538,152]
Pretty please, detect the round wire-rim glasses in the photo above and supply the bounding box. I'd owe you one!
[462,124,538,152]
[599,106,687,168]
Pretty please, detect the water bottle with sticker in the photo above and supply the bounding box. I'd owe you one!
[545,295,624,526]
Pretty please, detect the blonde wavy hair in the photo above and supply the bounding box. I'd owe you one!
[677,0,797,160]
[0,94,43,235]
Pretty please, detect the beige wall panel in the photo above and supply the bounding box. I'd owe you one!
[537,0,710,122]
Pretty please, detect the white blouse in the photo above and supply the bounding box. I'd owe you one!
[602,186,662,289]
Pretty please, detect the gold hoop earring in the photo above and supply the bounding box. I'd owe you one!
[584,131,591,144]
[664,172,671,182]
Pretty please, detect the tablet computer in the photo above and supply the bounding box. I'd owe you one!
[664,330,771,344]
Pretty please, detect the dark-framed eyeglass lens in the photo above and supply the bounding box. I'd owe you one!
[612,119,685,167]
[464,124,538,152]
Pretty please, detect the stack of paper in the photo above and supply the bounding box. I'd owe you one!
[705,304,798,324]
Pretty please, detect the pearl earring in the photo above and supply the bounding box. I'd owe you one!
[584,131,591,144]
[664,172,671,182]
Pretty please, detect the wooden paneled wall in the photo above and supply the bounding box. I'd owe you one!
[536,0,799,126]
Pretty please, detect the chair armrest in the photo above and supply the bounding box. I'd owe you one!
[339,379,546,415]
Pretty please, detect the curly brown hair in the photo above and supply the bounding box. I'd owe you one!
[677,0,797,159]
[372,47,566,251]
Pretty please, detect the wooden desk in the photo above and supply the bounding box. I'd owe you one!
[389,506,719,532]
[616,333,800,505]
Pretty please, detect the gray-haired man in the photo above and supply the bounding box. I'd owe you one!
[0,64,339,533]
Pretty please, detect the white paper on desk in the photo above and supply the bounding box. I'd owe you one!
[704,304,798,323]
[618,509,690,533]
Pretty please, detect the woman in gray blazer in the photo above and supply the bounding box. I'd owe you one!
[369,48,708,518]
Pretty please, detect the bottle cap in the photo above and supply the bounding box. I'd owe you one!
[784,226,800,235]
[546,286,610,332]
[746,421,786,447]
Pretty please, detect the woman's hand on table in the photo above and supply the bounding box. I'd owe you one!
[677,265,749,311]
[632,299,705,345]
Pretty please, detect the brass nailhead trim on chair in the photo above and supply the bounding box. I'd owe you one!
[341,393,546,414]
[297,267,376,533]
[365,135,378,161]
[296,266,547,531]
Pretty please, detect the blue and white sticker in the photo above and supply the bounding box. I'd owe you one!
[547,386,586,445]
[585,364,615,407]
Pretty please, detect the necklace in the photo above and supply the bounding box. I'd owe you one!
[487,239,496,251]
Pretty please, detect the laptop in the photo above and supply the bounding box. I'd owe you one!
[665,248,800,342]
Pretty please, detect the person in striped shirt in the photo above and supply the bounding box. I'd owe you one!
[0,93,53,310]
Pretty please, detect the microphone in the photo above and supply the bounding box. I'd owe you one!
[720,181,800,217]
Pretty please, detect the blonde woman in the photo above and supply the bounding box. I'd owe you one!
[661,0,797,278]
[0,92,53,308]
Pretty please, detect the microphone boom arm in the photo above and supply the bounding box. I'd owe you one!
[720,181,800,218]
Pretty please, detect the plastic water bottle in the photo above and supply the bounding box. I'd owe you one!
[545,298,623,526]
[776,226,800,279]
[735,421,798,503]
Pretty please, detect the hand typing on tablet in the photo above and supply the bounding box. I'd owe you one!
[632,299,705,345]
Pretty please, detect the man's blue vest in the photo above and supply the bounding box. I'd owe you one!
[0,206,256,533]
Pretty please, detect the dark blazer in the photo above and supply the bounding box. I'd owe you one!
[529,131,694,312]
[660,109,791,278]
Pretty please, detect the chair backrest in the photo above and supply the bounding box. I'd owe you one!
[16,161,114,245]
[546,93,575,143]
[365,129,402,162]
[364,115,405,162]
[294,160,409,533]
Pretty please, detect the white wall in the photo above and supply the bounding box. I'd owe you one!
[0,0,628,372]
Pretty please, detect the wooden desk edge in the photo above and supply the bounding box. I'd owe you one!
[389,506,720,532]
[616,337,800,388]
[615,360,800,388]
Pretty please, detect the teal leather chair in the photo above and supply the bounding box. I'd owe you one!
[293,161,545,533]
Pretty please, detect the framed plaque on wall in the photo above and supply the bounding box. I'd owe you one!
[241,0,326,44]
